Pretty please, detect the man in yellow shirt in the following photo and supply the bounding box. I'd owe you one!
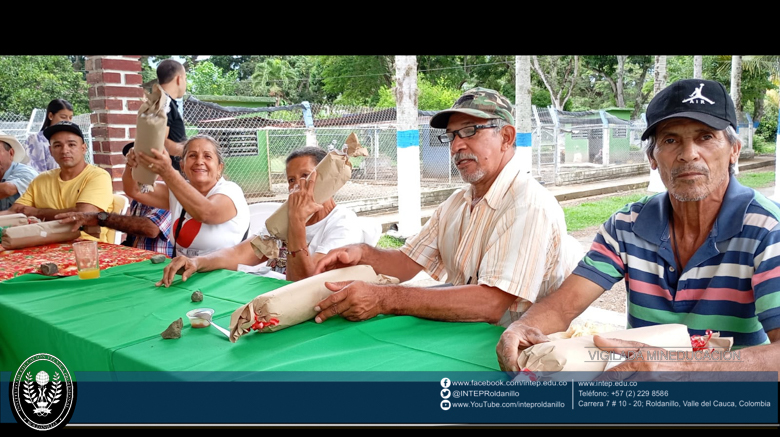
[2,121,113,242]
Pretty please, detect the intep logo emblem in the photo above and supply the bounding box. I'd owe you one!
[10,353,77,431]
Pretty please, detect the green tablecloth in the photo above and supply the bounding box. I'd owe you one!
[0,260,505,374]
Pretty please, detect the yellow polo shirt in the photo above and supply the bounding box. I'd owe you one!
[15,165,114,242]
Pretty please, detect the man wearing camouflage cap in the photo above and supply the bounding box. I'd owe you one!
[313,87,581,326]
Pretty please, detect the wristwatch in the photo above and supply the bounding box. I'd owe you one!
[97,212,109,227]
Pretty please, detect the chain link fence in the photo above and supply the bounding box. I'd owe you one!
[0,110,94,164]
[181,98,466,212]
[2,98,757,214]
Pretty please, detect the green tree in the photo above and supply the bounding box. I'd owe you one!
[318,56,393,105]
[531,55,580,110]
[0,56,89,115]
[187,61,239,95]
[375,74,462,110]
[251,58,300,105]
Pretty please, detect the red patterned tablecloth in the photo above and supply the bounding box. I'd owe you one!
[0,240,162,281]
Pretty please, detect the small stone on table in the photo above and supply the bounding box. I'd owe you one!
[161,318,183,339]
[40,263,58,276]
[191,290,203,302]
[150,254,166,264]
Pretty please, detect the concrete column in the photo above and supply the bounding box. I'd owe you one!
[394,56,421,237]
[515,56,533,175]
[599,110,610,165]
[85,55,144,193]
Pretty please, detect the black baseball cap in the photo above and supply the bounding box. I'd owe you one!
[642,79,737,141]
[123,141,181,171]
[44,121,85,142]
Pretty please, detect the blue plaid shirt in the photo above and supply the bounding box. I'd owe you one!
[125,200,173,257]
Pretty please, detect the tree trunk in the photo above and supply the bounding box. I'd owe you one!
[693,56,703,79]
[616,56,626,107]
[531,55,579,110]
[631,66,651,119]
[653,55,668,96]
[753,96,764,126]
[731,55,743,112]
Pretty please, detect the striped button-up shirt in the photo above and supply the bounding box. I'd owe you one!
[1,162,38,211]
[573,177,780,348]
[400,154,582,325]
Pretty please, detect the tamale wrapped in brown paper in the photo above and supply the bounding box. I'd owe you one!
[2,221,81,250]
[345,132,368,157]
[249,234,280,260]
[517,324,695,374]
[265,150,352,241]
[0,213,29,228]
[690,330,733,352]
[133,84,168,190]
[228,265,399,343]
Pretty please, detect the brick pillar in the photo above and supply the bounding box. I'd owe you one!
[85,56,144,193]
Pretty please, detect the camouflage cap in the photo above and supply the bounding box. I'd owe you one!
[430,87,515,129]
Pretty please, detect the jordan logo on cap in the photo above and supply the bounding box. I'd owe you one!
[682,83,715,105]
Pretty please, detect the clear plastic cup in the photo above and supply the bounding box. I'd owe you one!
[186,308,214,329]
[72,241,100,279]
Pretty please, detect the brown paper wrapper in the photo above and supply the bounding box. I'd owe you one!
[517,324,694,374]
[249,234,279,260]
[0,213,29,228]
[228,265,399,342]
[265,151,352,241]
[133,84,169,188]
[2,221,81,249]
[345,132,368,157]
[704,334,733,351]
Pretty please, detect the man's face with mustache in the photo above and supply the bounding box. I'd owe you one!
[651,118,739,202]
[447,113,504,185]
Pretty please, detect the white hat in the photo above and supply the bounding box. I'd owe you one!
[0,130,30,164]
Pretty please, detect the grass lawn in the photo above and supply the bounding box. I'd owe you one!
[369,171,777,238]
[377,234,405,249]
[564,193,648,232]
[564,170,776,231]
[736,170,774,189]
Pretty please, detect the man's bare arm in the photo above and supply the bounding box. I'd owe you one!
[0,181,18,198]
[13,202,102,222]
[595,328,780,379]
[163,138,184,157]
[56,212,161,238]
[512,274,607,334]
[496,274,607,372]
[315,243,424,283]
[314,281,518,324]
[157,239,265,287]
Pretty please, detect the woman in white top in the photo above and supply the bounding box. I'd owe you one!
[123,134,250,258]
[157,146,364,286]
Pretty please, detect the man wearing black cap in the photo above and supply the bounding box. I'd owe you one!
[3,121,114,242]
[312,88,581,326]
[54,142,173,256]
[497,79,780,376]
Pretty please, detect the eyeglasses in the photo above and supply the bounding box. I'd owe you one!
[437,123,498,144]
